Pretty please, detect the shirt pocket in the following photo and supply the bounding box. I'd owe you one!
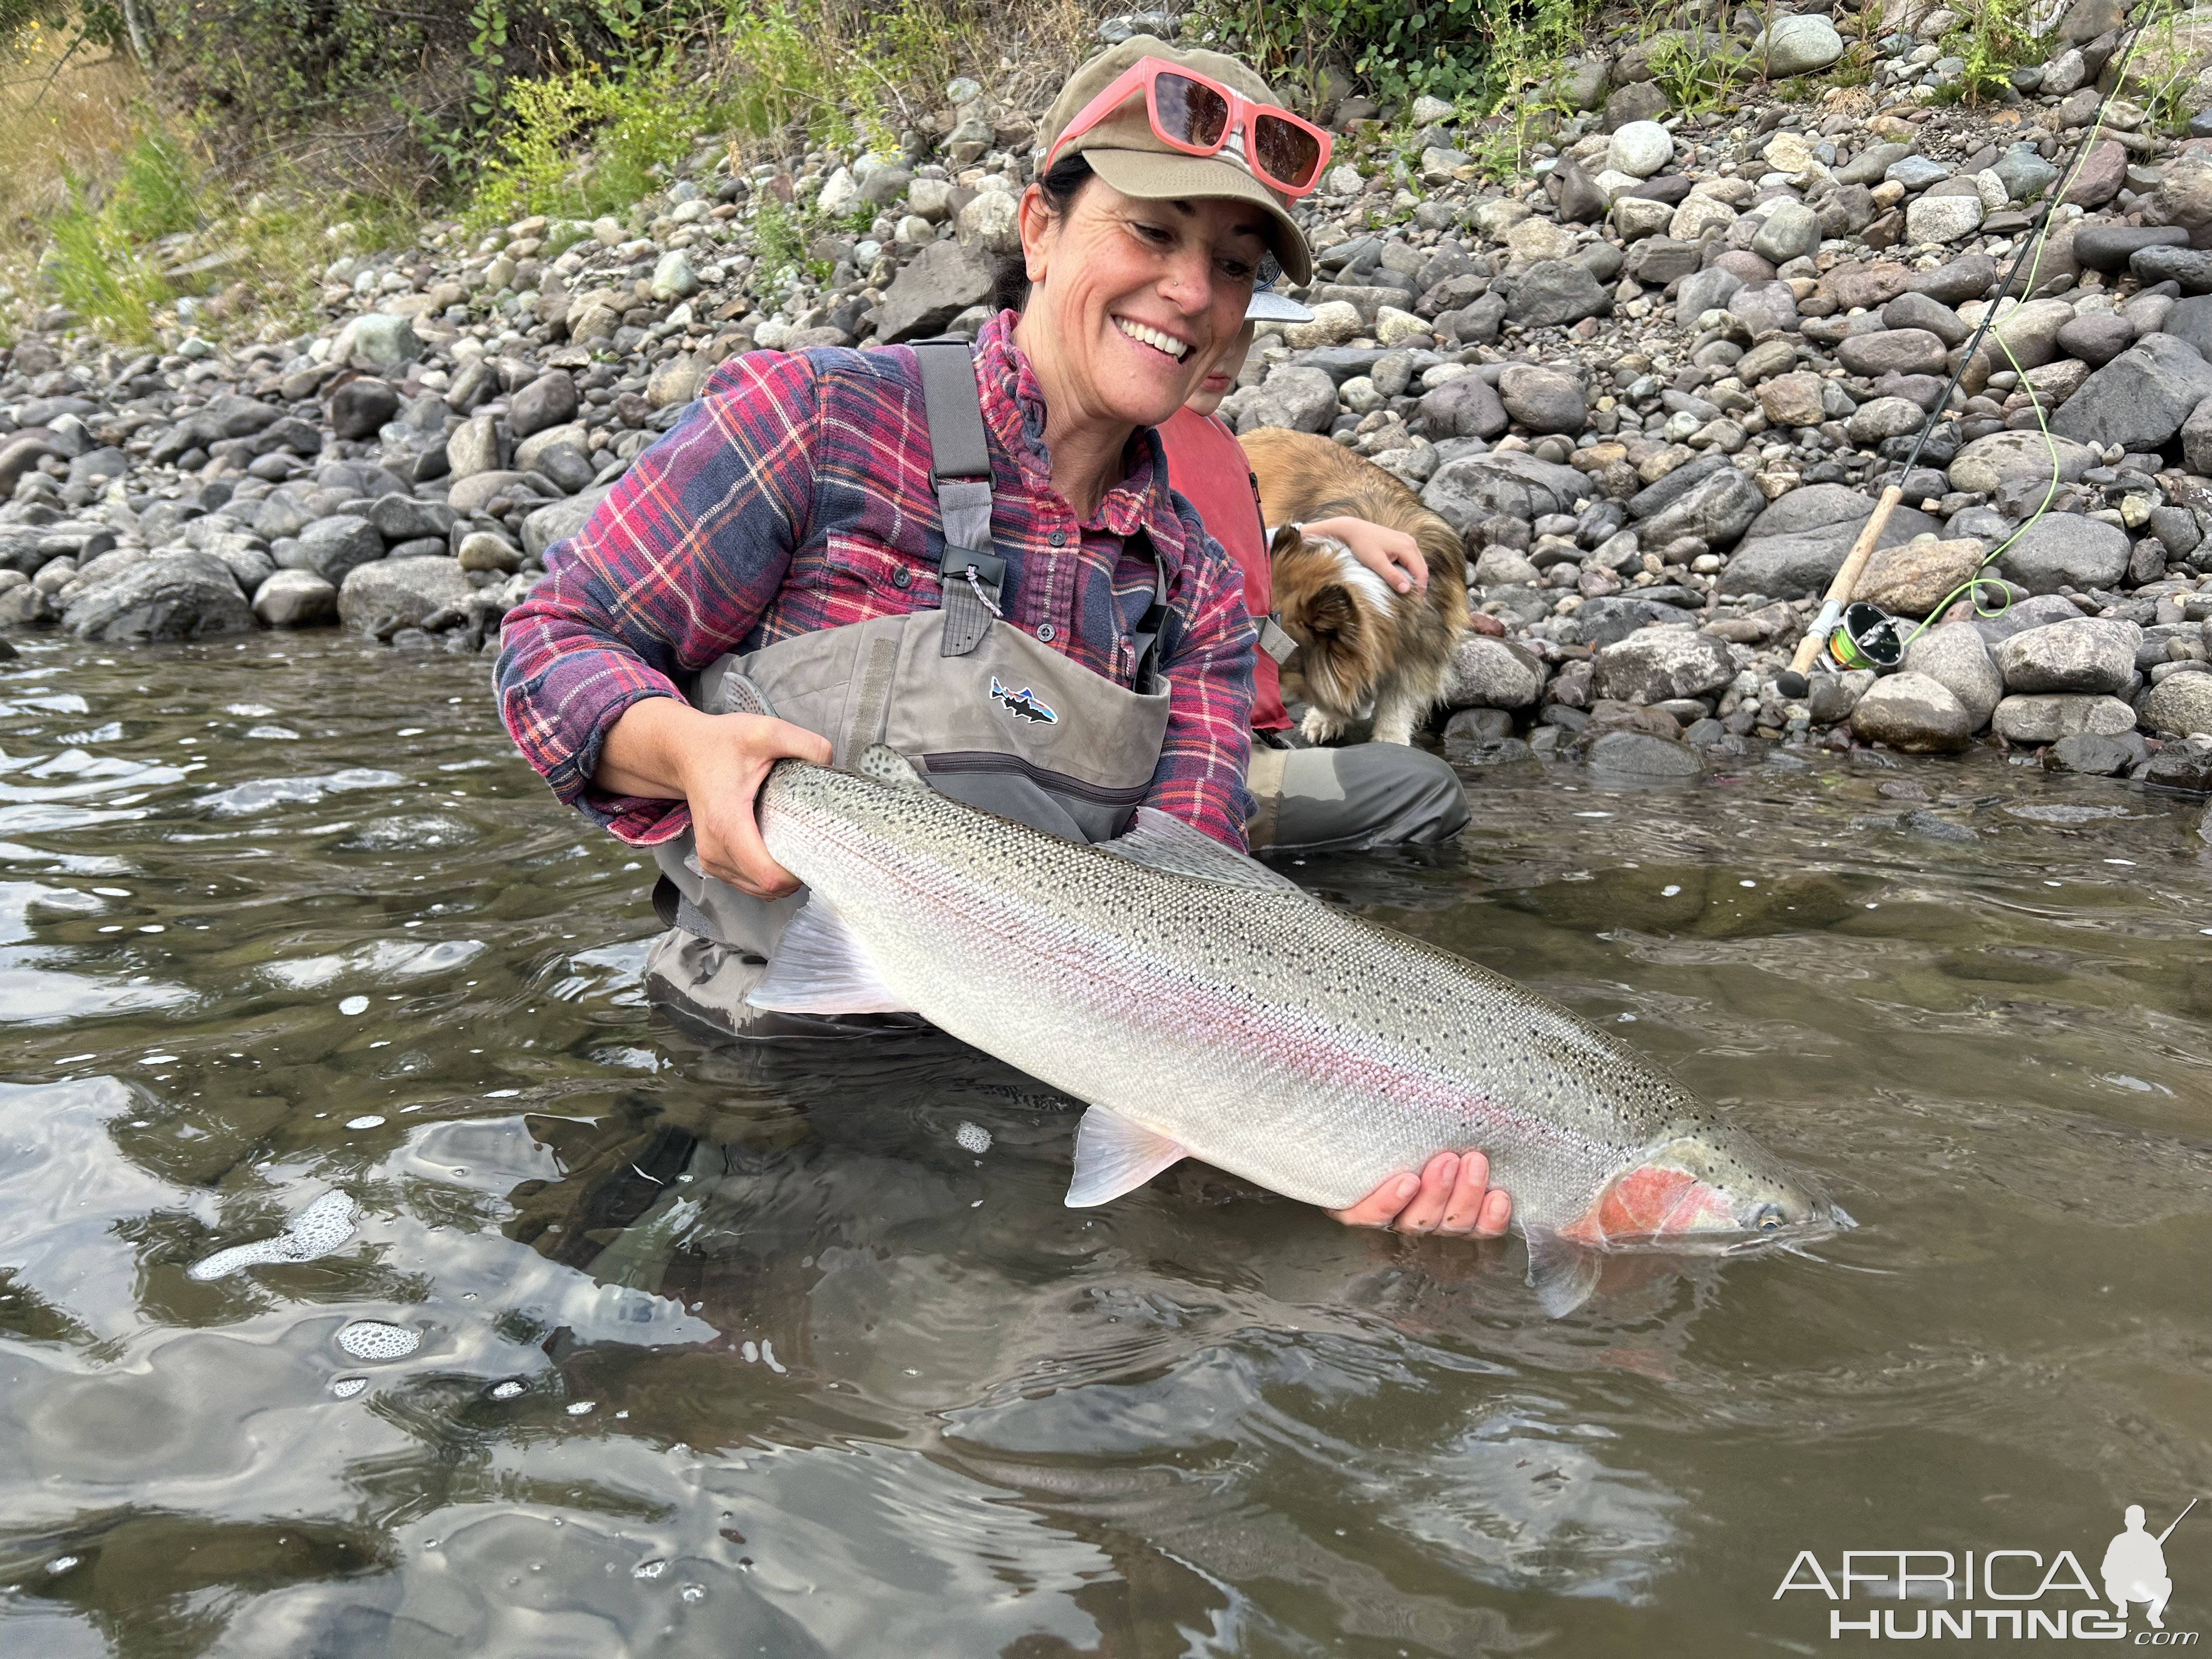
[817,531,940,612]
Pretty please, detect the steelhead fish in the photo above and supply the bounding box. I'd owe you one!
[748,747,1851,1313]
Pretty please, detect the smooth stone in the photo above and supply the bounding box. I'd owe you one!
[1850,672,1974,752]
[251,569,338,627]
[1903,621,2004,728]
[1990,693,2137,743]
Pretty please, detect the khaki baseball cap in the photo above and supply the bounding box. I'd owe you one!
[1036,35,1313,285]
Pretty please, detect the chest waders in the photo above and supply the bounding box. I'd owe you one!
[644,340,1175,1040]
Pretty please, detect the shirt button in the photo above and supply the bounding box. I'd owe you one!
[1048,529,1067,547]
[1036,622,1057,642]
[891,566,911,589]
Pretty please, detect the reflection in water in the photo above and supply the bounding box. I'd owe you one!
[0,634,2209,1656]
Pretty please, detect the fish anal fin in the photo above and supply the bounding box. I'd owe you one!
[1525,1226,1604,1318]
[1065,1105,1188,1207]
[1103,808,1306,894]
[744,899,915,1014]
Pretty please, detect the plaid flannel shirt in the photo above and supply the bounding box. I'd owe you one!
[495,310,1257,849]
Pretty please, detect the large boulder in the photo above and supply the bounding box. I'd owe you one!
[1423,451,1589,529]
[1850,672,1974,752]
[874,240,998,343]
[522,483,614,560]
[1903,621,2004,728]
[337,555,472,633]
[1635,465,1765,551]
[1419,375,1510,439]
[508,370,579,439]
[1756,12,1844,73]
[2049,333,2212,450]
[1991,693,2137,743]
[62,551,255,642]
[298,515,386,586]
[1236,365,1338,434]
[1946,429,2098,494]
[2142,672,2212,736]
[1441,635,1545,708]
[1993,617,2142,694]
[1496,365,1586,434]
[1502,259,1611,326]
[1591,628,1736,703]
[1996,516,2132,594]
[252,569,338,628]
[1853,537,1989,617]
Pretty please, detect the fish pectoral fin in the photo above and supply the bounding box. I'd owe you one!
[743,899,915,1014]
[1103,808,1308,894]
[856,743,929,791]
[1523,1226,1604,1318]
[1064,1106,1189,1207]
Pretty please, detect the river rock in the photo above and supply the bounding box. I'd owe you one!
[2075,223,2189,274]
[347,313,420,369]
[1946,429,2097,494]
[252,569,338,628]
[1757,12,1844,73]
[368,494,457,544]
[1239,365,1339,433]
[1591,629,1735,703]
[1837,329,1949,378]
[1991,693,2137,743]
[1441,635,1545,708]
[2044,731,2141,775]
[1903,621,2004,727]
[875,239,998,342]
[1582,729,1705,776]
[1847,396,1928,444]
[1996,516,2132,594]
[2142,672,2212,736]
[522,484,613,560]
[1497,365,1586,434]
[1420,375,1510,439]
[509,371,579,439]
[2054,312,2136,369]
[1906,193,1984,244]
[1423,451,1589,528]
[1758,371,1828,428]
[1504,260,1611,326]
[298,515,385,586]
[329,377,399,441]
[2049,333,2212,450]
[337,555,472,633]
[1850,672,1974,752]
[63,551,254,643]
[1607,121,1674,178]
[1854,537,1988,617]
[1637,465,1764,551]
[1994,617,2142,694]
[1752,200,1822,265]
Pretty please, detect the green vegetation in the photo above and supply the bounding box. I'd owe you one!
[1195,0,1593,110]
[1936,0,2049,106]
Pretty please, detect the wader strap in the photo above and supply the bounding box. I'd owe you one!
[1247,743,1288,850]
[1256,614,1299,664]
[1127,539,1170,696]
[912,337,1005,655]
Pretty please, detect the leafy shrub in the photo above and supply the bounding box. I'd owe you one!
[1193,0,1592,111]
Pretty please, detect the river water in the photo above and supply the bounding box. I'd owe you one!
[2,631,2208,1657]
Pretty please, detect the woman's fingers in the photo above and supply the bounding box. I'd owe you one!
[1392,1152,1459,1233]
[1328,1153,1513,1237]
[1327,1171,1420,1227]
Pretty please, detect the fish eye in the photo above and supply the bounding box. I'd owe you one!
[1754,1205,1784,1231]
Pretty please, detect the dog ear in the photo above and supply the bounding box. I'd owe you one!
[1268,523,1305,559]
[1303,583,1362,643]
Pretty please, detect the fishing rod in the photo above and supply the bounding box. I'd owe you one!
[1784,0,2163,682]
[2158,1497,2197,1545]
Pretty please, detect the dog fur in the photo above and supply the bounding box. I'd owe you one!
[1240,427,1469,746]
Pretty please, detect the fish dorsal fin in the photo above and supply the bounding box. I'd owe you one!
[1524,1226,1604,1318]
[857,742,929,791]
[744,898,915,1014]
[1102,808,1307,895]
[1064,1105,1188,1207]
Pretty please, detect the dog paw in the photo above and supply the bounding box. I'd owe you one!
[1300,710,1344,746]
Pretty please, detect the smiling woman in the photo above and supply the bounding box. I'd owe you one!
[494,33,1500,1234]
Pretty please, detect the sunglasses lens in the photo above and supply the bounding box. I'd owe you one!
[1254,115,1322,187]
[1156,72,1228,148]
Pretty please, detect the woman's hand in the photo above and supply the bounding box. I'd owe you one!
[1328,1151,1511,1235]
[594,697,833,897]
[1305,515,1429,595]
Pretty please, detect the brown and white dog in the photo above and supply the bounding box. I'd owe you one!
[1240,427,1469,746]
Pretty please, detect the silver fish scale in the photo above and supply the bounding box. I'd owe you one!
[760,763,1801,1223]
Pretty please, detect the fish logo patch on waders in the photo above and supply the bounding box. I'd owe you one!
[989,678,1058,724]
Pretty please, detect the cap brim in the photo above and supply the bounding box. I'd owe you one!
[1246,288,1312,322]
[1082,147,1312,285]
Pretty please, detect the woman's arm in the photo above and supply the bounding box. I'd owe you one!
[495,350,825,848]
[1301,514,1428,594]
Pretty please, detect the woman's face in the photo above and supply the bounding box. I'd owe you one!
[1016,176,1268,437]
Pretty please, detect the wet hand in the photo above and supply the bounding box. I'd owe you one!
[1328,1152,1511,1236]
[1306,515,1428,595]
[595,698,832,899]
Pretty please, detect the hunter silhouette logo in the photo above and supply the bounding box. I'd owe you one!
[2106,1500,2192,1631]
[989,678,1057,725]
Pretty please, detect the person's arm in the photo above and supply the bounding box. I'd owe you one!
[1300,514,1429,594]
[1139,527,1256,848]
[496,350,826,856]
